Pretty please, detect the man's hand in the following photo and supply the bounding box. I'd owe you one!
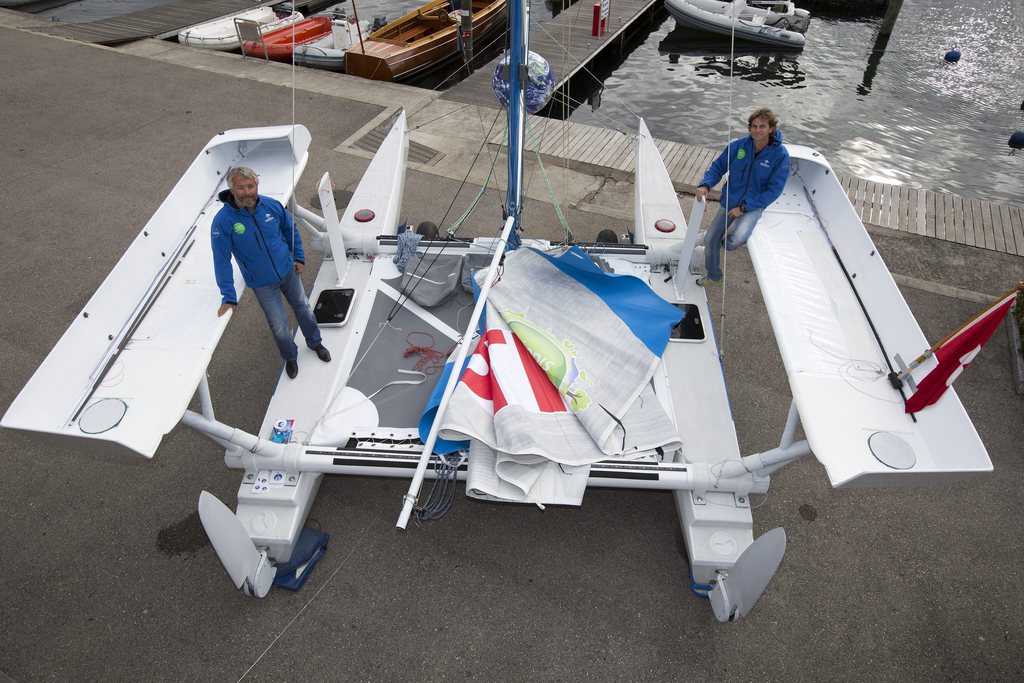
[217,303,236,317]
[727,207,744,219]
[294,261,304,274]
[695,186,708,203]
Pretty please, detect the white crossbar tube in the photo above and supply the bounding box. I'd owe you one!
[180,410,284,458]
[779,399,800,449]
[198,374,215,422]
[291,449,764,494]
[396,217,518,529]
[290,201,328,238]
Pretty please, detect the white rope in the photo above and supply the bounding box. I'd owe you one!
[717,0,740,360]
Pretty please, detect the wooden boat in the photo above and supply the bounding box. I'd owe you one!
[177,6,303,51]
[241,16,334,62]
[345,0,507,82]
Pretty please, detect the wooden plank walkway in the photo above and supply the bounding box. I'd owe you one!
[489,115,1024,256]
[30,0,332,45]
[443,0,662,107]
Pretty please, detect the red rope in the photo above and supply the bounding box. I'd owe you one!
[404,332,449,375]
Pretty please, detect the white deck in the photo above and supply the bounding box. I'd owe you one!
[748,147,992,487]
[1,126,311,458]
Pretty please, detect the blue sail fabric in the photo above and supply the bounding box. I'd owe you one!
[528,246,683,357]
[418,354,472,455]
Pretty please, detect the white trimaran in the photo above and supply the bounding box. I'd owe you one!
[1,0,993,620]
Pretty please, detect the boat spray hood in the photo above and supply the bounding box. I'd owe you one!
[1,125,311,458]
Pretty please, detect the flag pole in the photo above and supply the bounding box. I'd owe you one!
[896,282,1023,378]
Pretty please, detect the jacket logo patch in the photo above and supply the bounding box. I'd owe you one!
[233,222,246,235]
[760,159,771,168]
[736,149,746,160]
[264,213,275,223]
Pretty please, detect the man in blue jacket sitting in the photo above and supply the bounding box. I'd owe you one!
[212,166,330,379]
[695,108,790,286]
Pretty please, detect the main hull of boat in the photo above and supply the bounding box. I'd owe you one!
[665,0,806,49]
[345,0,507,82]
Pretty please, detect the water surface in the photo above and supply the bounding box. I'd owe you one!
[568,0,1024,205]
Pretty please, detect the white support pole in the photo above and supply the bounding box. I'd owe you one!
[396,217,518,530]
[744,440,812,476]
[180,410,285,458]
[198,374,215,422]
[289,199,328,239]
[779,399,799,449]
[673,194,706,300]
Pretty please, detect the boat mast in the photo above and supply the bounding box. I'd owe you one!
[504,0,528,245]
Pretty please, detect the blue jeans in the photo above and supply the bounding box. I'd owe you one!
[703,206,764,281]
[251,269,322,361]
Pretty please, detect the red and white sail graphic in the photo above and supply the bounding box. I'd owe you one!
[905,286,1021,413]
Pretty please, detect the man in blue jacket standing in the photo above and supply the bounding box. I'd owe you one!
[212,166,330,379]
[695,108,790,286]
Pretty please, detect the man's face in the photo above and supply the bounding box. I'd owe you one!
[229,176,259,209]
[749,117,773,146]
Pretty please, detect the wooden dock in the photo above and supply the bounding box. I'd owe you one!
[443,0,663,107]
[487,116,1024,256]
[30,0,333,45]
[433,2,1024,256]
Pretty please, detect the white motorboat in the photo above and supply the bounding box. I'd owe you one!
[1,0,996,622]
[292,15,371,72]
[731,0,810,32]
[177,5,303,51]
[665,0,808,49]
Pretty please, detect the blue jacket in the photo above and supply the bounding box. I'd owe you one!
[211,190,305,305]
[699,130,790,213]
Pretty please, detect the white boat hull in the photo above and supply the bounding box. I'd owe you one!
[665,0,806,49]
[177,7,304,51]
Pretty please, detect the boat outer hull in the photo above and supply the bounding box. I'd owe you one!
[665,0,805,49]
[241,16,333,62]
[345,0,507,82]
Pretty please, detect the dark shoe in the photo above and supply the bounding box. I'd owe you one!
[285,359,298,379]
[313,344,331,362]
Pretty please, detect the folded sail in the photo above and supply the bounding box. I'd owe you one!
[438,246,683,504]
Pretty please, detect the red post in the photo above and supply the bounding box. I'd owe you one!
[591,1,606,37]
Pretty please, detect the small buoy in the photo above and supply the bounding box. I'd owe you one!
[944,49,961,62]
[354,208,375,222]
[654,218,676,233]
[1009,131,1024,151]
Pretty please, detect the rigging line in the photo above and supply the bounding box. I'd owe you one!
[381,122,505,324]
[431,30,508,91]
[408,103,472,131]
[445,144,504,236]
[437,107,504,231]
[561,1,575,217]
[800,185,917,419]
[525,117,573,239]
[717,0,740,360]
[384,240,456,321]
[528,19,643,123]
[310,313,408,437]
[236,506,384,683]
